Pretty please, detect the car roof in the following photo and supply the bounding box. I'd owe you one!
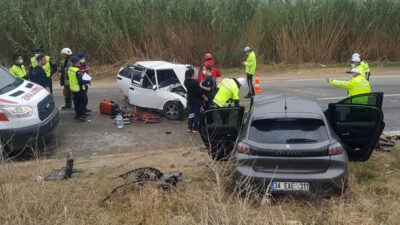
[252,95,325,119]
[136,61,189,70]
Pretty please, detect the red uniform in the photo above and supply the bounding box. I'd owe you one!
[198,60,222,83]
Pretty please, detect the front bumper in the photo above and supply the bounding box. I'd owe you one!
[0,109,59,150]
[232,154,348,195]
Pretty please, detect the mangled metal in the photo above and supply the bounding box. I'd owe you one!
[102,167,183,203]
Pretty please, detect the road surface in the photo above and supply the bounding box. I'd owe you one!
[47,74,400,158]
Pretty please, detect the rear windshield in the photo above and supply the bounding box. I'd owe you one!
[249,118,329,144]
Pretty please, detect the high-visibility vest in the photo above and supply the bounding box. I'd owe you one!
[10,64,27,78]
[31,55,51,77]
[68,66,82,92]
[330,75,371,97]
[355,64,367,80]
[244,51,256,75]
[213,78,240,107]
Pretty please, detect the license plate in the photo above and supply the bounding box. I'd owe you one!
[271,182,310,191]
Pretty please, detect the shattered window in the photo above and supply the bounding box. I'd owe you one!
[157,69,180,88]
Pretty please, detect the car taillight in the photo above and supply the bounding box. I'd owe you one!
[237,142,250,154]
[0,111,8,121]
[329,142,343,155]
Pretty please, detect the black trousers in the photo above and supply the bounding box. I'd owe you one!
[72,91,86,118]
[83,85,89,110]
[48,77,53,94]
[247,73,255,95]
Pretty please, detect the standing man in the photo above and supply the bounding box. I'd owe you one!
[243,46,256,98]
[28,55,50,92]
[352,53,370,80]
[30,48,57,94]
[10,54,27,79]
[77,52,91,113]
[327,68,370,104]
[198,53,222,83]
[68,56,89,122]
[349,54,366,81]
[59,48,73,109]
[213,77,246,107]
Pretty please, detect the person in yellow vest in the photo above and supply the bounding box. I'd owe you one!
[213,77,246,107]
[349,54,367,81]
[10,54,27,79]
[242,46,256,98]
[327,68,371,104]
[59,48,73,109]
[30,48,57,94]
[68,56,89,122]
[352,53,370,80]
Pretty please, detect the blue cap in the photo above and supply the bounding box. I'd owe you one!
[33,48,44,53]
[77,52,85,59]
[70,56,80,63]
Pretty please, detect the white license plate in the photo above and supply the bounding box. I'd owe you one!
[271,182,310,191]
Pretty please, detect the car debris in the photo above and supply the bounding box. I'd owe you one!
[377,134,398,152]
[35,153,83,181]
[102,167,183,204]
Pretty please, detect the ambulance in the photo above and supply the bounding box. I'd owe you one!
[0,65,59,151]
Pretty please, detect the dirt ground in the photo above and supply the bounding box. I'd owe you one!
[1,142,399,225]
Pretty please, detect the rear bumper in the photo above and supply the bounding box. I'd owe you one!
[0,109,59,150]
[232,154,348,195]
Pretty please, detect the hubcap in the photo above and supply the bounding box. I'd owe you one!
[167,104,178,118]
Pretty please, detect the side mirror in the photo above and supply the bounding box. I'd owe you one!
[152,85,157,90]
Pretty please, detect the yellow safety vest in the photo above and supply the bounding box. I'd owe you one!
[68,66,84,92]
[31,55,52,77]
[244,51,256,75]
[10,64,27,78]
[330,75,371,103]
[355,64,367,80]
[213,78,240,107]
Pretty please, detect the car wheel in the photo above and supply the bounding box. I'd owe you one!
[163,101,182,120]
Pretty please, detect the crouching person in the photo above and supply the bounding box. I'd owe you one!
[68,56,89,122]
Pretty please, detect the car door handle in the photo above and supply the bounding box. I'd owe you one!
[117,77,122,80]
[129,87,135,90]
[341,132,350,136]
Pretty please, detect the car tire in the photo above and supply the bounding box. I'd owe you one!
[163,101,182,120]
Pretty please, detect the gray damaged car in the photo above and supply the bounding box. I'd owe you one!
[199,93,385,195]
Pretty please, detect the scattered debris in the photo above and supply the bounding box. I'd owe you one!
[35,153,83,182]
[102,167,183,203]
[165,131,172,134]
[376,134,398,152]
[182,151,191,157]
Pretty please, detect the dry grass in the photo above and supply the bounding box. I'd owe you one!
[1,145,400,225]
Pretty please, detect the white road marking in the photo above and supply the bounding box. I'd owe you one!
[260,74,400,83]
[317,93,400,101]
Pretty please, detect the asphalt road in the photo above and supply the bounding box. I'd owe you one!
[251,74,400,131]
[48,74,400,158]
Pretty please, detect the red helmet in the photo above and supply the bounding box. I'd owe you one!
[204,53,213,60]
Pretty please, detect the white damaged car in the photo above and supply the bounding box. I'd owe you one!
[117,61,191,120]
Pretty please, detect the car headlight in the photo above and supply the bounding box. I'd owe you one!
[0,105,33,117]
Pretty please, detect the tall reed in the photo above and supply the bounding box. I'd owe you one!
[0,0,399,66]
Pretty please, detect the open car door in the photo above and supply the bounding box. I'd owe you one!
[199,107,245,161]
[327,92,385,161]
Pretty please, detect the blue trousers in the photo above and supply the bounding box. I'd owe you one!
[188,100,201,130]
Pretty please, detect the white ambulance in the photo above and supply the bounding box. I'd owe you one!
[0,65,59,151]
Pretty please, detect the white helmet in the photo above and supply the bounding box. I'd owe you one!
[61,48,72,56]
[244,46,251,52]
[352,53,360,58]
[351,55,361,62]
[236,77,246,87]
